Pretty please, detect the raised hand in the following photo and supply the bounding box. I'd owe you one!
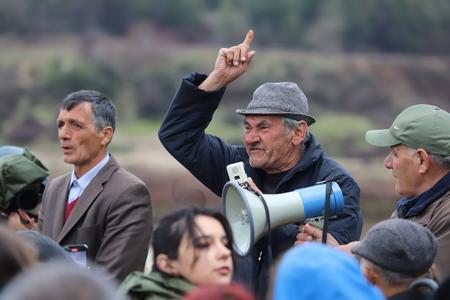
[200,30,256,91]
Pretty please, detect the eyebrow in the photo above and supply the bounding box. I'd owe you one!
[244,119,272,127]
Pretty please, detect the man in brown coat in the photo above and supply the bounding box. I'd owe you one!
[39,90,153,281]
[300,104,450,282]
[364,104,450,282]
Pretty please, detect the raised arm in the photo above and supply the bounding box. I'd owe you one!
[159,30,257,195]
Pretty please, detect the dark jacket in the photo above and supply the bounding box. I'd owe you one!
[159,73,362,298]
[389,288,434,300]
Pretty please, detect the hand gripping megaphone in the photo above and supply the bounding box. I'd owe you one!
[222,181,344,256]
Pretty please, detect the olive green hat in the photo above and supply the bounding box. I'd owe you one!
[0,147,49,210]
[365,104,450,155]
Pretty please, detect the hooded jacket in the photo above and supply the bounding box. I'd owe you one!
[120,271,194,300]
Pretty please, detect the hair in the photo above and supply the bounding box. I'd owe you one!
[430,153,450,169]
[406,146,450,169]
[152,207,234,274]
[0,262,125,300]
[60,90,116,132]
[0,226,37,289]
[281,117,308,152]
[359,257,422,287]
[281,117,300,132]
[16,230,71,263]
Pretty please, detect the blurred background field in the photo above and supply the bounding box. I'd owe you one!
[1,0,449,235]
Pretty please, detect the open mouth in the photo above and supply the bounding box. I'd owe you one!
[61,146,73,154]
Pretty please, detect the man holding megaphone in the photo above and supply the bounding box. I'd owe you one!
[159,30,362,299]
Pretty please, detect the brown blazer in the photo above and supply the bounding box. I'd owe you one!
[39,156,153,281]
[392,189,450,282]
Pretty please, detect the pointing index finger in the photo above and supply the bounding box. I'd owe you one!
[242,29,254,48]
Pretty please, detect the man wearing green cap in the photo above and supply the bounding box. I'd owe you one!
[365,104,450,282]
[302,104,450,282]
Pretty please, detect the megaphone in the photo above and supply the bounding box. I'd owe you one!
[222,181,344,256]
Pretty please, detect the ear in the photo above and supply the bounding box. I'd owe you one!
[416,148,430,174]
[291,121,308,145]
[362,264,379,285]
[99,126,113,146]
[155,254,180,276]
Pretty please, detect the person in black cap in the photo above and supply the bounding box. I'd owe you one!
[352,218,438,300]
[158,30,362,299]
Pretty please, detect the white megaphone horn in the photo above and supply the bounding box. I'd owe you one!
[222,181,344,256]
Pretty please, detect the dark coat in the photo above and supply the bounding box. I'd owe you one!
[159,73,362,298]
[39,156,153,282]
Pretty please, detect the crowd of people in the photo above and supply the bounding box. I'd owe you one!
[0,30,449,300]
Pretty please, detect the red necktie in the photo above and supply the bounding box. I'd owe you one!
[64,197,79,223]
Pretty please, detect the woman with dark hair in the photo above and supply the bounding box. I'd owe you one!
[120,207,235,300]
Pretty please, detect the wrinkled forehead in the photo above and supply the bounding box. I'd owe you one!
[243,114,283,125]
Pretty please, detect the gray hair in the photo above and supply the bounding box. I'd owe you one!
[407,147,450,169]
[282,117,309,152]
[61,90,116,132]
[430,153,450,169]
[360,257,421,287]
[281,117,301,132]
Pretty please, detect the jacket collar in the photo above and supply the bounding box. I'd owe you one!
[397,171,450,218]
[56,156,120,242]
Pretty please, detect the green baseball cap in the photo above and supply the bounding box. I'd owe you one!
[365,104,450,155]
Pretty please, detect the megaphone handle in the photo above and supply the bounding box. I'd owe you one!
[256,192,273,267]
[321,180,332,244]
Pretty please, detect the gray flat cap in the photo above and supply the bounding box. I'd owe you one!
[236,82,316,125]
[351,219,437,275]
